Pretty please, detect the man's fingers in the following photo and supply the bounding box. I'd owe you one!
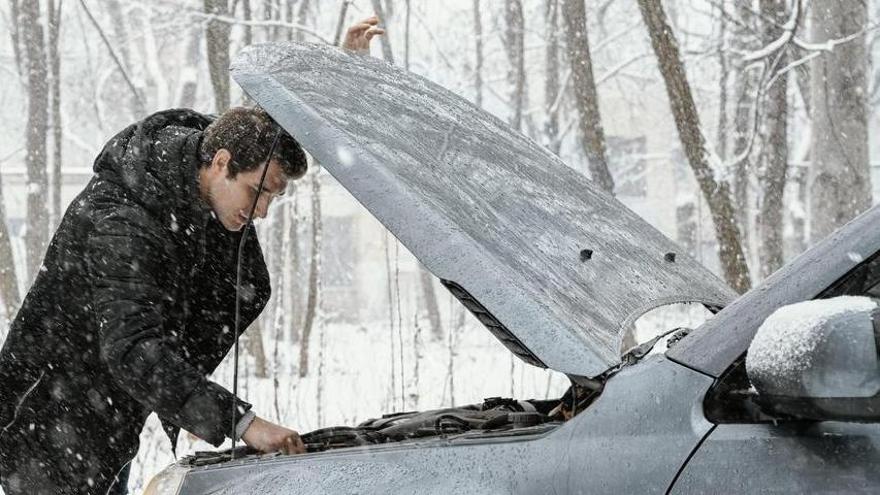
[342,15,383,51]
[279,435,304,455]
[348,21,377,35]
[278,437,291,455]
[347,16,381,35]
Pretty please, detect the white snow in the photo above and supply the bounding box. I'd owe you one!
[336,146,355,167]
[847,252,864,263]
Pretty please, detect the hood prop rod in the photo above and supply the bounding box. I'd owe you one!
[231,125,282,458]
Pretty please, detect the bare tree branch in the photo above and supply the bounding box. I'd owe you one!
[370,0,395,63]
[192,11,333,44]
[77,0,145,111]
[332,0,352,46]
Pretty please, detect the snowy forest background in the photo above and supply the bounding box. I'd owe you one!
[1,0,878,490]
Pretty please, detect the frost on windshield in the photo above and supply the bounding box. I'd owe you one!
[746,296,879,397]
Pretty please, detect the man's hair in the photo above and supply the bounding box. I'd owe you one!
[200,107,308,180]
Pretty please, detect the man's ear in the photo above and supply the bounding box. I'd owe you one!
[211,149,232,175]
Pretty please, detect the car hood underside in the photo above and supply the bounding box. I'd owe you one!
[231,41,736,378]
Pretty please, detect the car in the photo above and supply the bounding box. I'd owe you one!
[144,40,880,494]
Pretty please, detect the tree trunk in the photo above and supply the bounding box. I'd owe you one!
[332,0,351,46]
[411,316,421,410]
[0,172,20,322]
[637,0,751,293]
[21,0,50,283]
[284,0,294,41]
[256,218,283,377]
[177,25,202,108]
[418,268,443,340]
[808,0,871,243]
[786,165,808,260]
[370,0,394,63]
[544,0,561,154]
[264,0,281,41]
[503,0,525,131]
[106,0,144,117]
[315,318,325,425]
[445,304,465,407]
[715,2,728,161]
[242,0,253,45]
[562,0,615,194]
[275,194,294,342]
[730,2,758,255]
[676,201,698,258]
[106,0,133,69]
[402,0,411,69]
[794,62,811,117]
[287,191,302,343]
[756,0,789,278]
[48,0,62,230]
[245,321,268,377]
[263,0,273,39]
[472,0,484,108]
[397,1,443,342]
[8,0,23,74]
[295,0,310,40]
[204,0,232,113]
[137,5,170,109]
[383,234,397,410]
[793,5,812,118]
[299,171,322,377]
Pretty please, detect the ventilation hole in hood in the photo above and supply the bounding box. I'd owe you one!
[442,279,547,368]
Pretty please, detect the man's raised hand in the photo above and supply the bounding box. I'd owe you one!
[342,15,385,54]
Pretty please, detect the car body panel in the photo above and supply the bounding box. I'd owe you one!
[176,357,714,494]
[230,41,736,378]
[671,422,880,493]
[668,203,880,377]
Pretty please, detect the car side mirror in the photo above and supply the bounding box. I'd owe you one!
[746,296,880,421]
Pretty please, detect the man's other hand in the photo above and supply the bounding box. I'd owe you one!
[241,416,306,455]
[342,15,385,54]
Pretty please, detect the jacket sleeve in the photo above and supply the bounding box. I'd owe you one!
[86,206,251,446]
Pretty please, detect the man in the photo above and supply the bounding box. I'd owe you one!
[0,16,384,495]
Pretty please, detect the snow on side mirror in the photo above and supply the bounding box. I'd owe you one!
[746,296,880,421]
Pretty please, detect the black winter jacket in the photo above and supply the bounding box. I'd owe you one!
[0,109,270,494]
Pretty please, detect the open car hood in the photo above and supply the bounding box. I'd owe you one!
[231,42,736,378]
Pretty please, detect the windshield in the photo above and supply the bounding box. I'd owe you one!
[625,303,715,354]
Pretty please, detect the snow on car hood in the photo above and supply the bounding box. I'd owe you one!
[231,42,737,378]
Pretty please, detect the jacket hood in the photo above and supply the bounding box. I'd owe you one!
[93,109,212,221]
[231,42,738,378]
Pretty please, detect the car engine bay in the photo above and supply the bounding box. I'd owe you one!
[180,385,601,467]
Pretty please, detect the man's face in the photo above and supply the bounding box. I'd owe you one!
[202,150,290,231]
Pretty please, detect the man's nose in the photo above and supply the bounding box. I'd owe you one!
[255,197,271,219]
